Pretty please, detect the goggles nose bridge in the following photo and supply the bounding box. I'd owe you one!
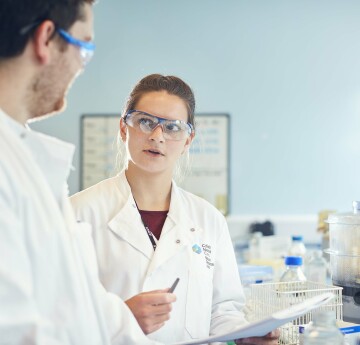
[150,122,166,136]
[151,118,167,132]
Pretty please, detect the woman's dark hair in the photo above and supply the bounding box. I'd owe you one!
[0,0,94,59]
[123,74,196,130]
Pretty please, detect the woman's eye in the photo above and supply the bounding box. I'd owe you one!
[138,117,155,127]
[165,123,181,132]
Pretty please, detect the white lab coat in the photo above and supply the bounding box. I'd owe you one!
[71,171,247,344]
[0,110,161,345]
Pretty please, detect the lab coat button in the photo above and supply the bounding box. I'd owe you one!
[20,132,26,139]
[176,239,181,244]
[190,228,195,232]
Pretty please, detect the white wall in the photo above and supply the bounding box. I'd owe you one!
[31,0,360,215]
[226,214,320,244]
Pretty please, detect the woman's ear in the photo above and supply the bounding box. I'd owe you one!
[182,132,195,154]
[119,118,127,142]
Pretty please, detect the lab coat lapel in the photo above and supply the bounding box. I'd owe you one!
[146,182,203,276]
[108,191,154,260]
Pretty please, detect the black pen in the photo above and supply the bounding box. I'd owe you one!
[168,277,180,293]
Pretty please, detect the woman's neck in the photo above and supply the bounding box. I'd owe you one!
[125,165,172,211]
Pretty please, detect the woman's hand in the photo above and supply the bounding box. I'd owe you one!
[125,289,176,334]
[235,329,280,344]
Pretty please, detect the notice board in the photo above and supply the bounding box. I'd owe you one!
[177,114,230,215]
[81,113,230,214]
[80,114,120,190]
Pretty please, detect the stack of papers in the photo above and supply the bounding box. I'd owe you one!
[171,292,334,345]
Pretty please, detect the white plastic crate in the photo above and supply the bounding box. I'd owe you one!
[247,281,343,345]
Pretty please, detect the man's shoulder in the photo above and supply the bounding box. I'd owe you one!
[70,175,122,207]
[0,122,27,179]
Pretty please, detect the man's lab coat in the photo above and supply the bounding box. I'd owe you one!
[71,172,247,344]
[0,110,160,345]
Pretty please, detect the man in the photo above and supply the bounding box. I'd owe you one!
[0,0,175,343]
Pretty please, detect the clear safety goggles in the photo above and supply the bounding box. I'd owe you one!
[124,110,194,141]
[57,29,95,66]
[20,22,95,67]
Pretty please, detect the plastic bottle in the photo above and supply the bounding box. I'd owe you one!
[306,250,327,284]
[278,257,307,307]
[280,256,307,282]
[303,310,344,345]
[288,235,307,259]
[248,232,262,262]
[233,237,247,265]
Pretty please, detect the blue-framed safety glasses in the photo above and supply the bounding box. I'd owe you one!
[57,29,95,66]
[19,21,95,66]
[124,109,194,141]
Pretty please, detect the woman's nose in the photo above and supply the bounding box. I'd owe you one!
[148,124,165,142]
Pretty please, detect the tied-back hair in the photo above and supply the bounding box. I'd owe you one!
[122,74,196,130]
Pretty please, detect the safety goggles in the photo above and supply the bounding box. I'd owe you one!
[124,110,194,141]
[57,28,95,66]
[20,22,95,66]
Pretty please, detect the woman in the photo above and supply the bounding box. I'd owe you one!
[71,74,279,344]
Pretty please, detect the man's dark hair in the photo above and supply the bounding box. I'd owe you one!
[0,0,94,59]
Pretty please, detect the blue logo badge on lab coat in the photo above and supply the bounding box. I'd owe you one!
[192,244,202,254]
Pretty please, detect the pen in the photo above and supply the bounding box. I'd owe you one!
[168,277,180,293]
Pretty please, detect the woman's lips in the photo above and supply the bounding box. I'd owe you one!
[143,149,165,156]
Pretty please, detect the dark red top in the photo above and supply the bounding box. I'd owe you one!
[139,210,168,240]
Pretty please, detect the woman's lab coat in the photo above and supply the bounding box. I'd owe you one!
[71,171,247,344]
[0,111,160,345]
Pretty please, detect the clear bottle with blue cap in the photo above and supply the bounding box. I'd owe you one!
[306,250,327,284]
[280,256,307,282]
[288,235,307,259]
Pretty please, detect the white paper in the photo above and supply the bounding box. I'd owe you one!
[171,292,334,345]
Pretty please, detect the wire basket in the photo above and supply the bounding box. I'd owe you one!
[247,281,343,345]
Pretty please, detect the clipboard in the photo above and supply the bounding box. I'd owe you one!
[171,292,334,345]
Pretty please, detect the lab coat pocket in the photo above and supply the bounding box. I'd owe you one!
[185,270,213,338]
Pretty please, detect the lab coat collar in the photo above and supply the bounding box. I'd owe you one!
[166,180,195,230]
[108,173,155,260]
[107,172,204,272]
[0,107,27,136]
[0,108,75,204]
[145,182,204,275]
